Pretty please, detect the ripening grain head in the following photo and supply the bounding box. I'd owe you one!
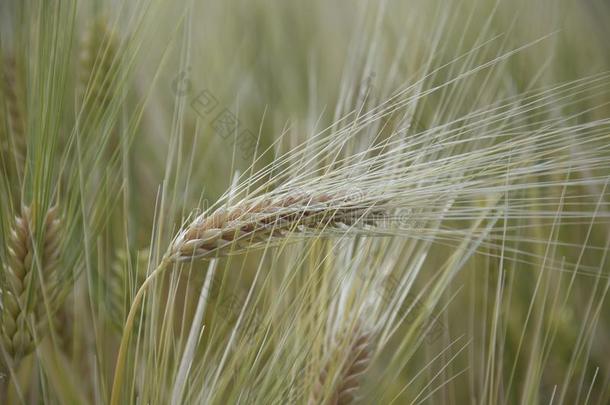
[0,205,62,365]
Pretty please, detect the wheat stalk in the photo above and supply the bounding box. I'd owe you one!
[0,206,61,366]
[309,328,373,405]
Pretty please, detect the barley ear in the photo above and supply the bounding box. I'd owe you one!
[79,16,119,118]
[2,54,27,166]
[0,206,62,367]
[104,248,148,332]
[171,191,385,261]
[309,329,373,405]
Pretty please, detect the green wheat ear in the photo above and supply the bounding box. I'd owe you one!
[2,54,27,172]
[104,248,149,333]
[79,16,120,122]
[0,205,62,366]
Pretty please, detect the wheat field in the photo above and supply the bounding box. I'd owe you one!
[1,0,610,404]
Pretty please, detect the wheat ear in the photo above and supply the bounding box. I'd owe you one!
[309,329,373,405]
[2,55,26,163]
[0,206,61,366]
[171,191,385,261]
[80,16,118,115]
[105,249,148,332]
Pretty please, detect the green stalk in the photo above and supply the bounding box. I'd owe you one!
[0,366,7,403]
[110,256,172,405]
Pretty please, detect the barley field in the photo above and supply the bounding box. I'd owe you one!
[1,0,610,404]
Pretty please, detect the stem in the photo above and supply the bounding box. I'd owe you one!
[0,368,7,403]
[110,257,171,405]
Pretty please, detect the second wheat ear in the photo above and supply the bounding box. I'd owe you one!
[309,329,373,405]
[0,206,61,366]
[80,16,119,114]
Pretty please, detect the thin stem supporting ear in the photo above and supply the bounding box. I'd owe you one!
[0,365,7,403]
[110,256,172,405]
